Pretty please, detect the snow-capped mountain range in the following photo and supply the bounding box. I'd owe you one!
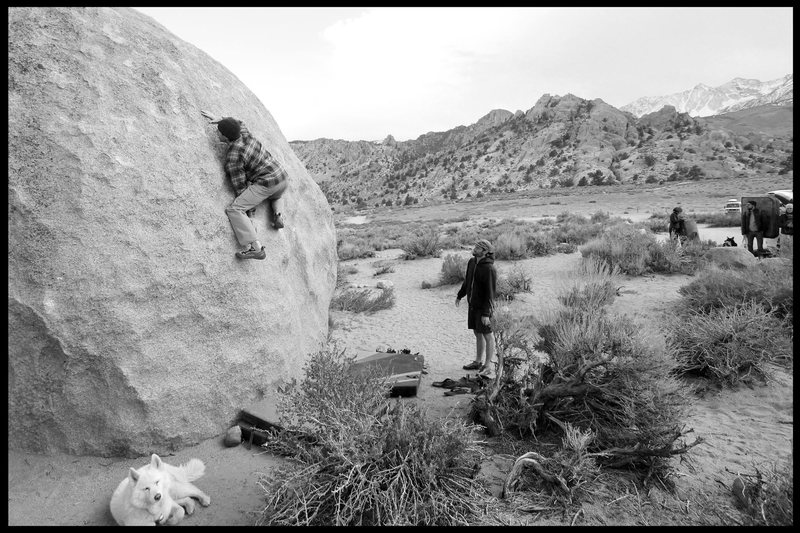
[621,74,792,118]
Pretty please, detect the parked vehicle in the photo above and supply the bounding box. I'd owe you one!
[767,189,793,206]
[724,199,742,213]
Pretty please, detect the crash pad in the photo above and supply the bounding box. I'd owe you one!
[349,349,425,397]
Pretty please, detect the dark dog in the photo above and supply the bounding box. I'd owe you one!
[722,236,737,247]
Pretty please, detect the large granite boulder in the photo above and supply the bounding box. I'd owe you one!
[703,247,759,269]
[8,7,337,457]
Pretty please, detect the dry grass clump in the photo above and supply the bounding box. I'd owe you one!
[330,287,396,314]
[257,347,487,526]
[735,461,793,526]
[556,257,620,310]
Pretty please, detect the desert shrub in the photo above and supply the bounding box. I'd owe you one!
[338,240,376,260]
[556,257,619,310]
[495,263,532,301]
[665,301,792,385]
[579,226,651,275]
[478,263,697,486]
[550,212,605,245]
[677,261,793,322]
[532,305,696,480]
[373,265,395,276]
[257,347,486,526]
[330,287,396,314]
[638,217,669,234]
[336,264,359,289]
[580,225,709,275]
[493,230,527,260]
[692,211,740,227]
[401,226,441,258]
[438,253,468,285]
[524,231,558,257]
[589,210,611,223]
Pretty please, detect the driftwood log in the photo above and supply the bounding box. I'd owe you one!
[502,451,570,499]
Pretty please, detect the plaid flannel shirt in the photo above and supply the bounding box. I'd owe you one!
[224,123,288,196]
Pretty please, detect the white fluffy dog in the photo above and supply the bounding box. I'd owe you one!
[109,453,211,526]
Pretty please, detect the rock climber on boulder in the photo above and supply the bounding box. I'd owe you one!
[202,111,288,260]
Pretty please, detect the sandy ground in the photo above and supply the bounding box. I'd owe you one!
[7,192,792,525]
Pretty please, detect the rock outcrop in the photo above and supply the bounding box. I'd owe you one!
[703,247,759,269]
[8,7,337,457]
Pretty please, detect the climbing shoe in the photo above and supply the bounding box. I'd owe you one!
[272,213,285,229]
[236,246,266,260]
[462,361,482,371]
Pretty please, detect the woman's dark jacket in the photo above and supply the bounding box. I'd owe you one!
[457,255,497,317]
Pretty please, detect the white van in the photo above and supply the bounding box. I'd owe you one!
[724,199,742,213]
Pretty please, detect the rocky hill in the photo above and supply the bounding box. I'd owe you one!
[622,74,793,117]
[290,94,793,210]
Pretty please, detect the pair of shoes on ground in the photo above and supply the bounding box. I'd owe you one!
[462,361,482,371]
[444,387,472,396]
[272,212,285,229]
[236,245,266,260]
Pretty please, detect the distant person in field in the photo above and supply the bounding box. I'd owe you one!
[202,112,288,260]
[455,239,497,380]
[668,206,685,241]
[741,200,767,256]
[778,202,793,257]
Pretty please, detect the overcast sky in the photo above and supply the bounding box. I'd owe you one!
[134,7,793,143]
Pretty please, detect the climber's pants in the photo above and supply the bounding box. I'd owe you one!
[225,181,287,246]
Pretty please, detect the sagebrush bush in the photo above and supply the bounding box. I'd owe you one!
[665,301,792,385]
[338,240,376,260]
[579,224,710,275]
[495,263,532,301]
[439,253,468,285]
[638,217,669,234]
[401,226,441,258]
[330,287,396,314]
[579,226,651,275]
[556,257,619,311]
[677,261,793,323]
[482,260,696,485]
[258,346,486,526]
[692,211,740,227]
[524,231,558,257]
[534,305,695,478]
[493,231,527,260]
